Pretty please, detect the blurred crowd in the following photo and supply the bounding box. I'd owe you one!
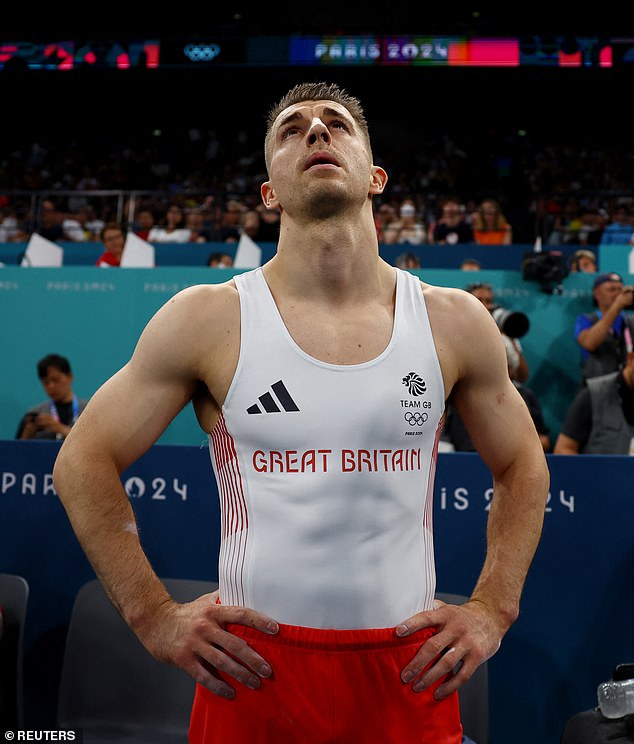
[1,124,634,249]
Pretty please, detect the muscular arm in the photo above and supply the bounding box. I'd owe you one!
[53,283,278,697]
[399,288,549,696]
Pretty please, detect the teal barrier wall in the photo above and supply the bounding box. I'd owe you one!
[0,240,580,270]
[1,265,632,445]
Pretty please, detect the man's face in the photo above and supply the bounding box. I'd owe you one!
[471,287,495,312]
[577,256,597,273]
[262,99,384,217]
[102,229,125,257]
[594,279,623,308]
[41,367,73,404]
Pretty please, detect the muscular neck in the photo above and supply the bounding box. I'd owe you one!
[268,205,388,301]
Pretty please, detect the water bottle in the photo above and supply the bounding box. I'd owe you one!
[597,676,634,719]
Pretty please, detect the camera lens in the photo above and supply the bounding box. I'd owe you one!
[491,306,530,338]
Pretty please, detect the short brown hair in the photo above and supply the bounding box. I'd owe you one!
[264,82,371,170]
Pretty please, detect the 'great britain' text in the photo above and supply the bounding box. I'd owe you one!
[252,448,421,473]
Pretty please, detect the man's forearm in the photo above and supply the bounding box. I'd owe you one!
[470,456,549,631]
[53,446,172,641]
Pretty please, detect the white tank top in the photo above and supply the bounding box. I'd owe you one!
[208,266,445,629]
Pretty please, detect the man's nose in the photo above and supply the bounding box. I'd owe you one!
[306,118,331,146]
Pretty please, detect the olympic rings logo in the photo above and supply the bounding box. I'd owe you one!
[404,411,428,426]
[184,44,221,62]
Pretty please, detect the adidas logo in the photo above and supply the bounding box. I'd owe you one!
[246,380,300,414]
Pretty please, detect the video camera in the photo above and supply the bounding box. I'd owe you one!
[522,250,569,294]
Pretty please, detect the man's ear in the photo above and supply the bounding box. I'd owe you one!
[261,181,279,209]
[369,166,388,196]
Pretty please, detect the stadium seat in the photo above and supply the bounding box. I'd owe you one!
[0,573,30,730]
[57,577,218,743]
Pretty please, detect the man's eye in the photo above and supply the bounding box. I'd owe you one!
[331,120,347,130]
[281,127,299,139]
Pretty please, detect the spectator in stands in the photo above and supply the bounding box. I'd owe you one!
[374,202,398,243]
[184,209,212,243]
[472,199,512,245]
[133,208,156,241]
[599,204,634,245]
[577,207,606,246]
[395,251,421,270]
[575,272,634,381]
[207,200,246,244]
[460,257,482,271]
[207,251,234,268]
[554,350,634,454]
[37,198,65,242]
[242,204,281,244]
[546,198,583,246]
[62,205,104,242]
[147,204,192,243]
[0,206,20,241]
[427,197,474,245]
[96,222,126,267]
[16,354,89,440]
[381,198,426,245]
[569,249,598,273]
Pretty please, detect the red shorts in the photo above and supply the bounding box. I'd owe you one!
[189,623,462,744]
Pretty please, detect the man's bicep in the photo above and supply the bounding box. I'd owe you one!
[454,378,539,473]
[68,359,196,471]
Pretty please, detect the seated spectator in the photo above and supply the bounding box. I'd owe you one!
[599,204,634,245]
[16,354,89,440]
[395,251,421,270]
[147,204,192,243]
[427,197,474,245]
[374,203,398,243]
[577,208,606,246]
[184,209,212,243]
[381,199,426,245]
[37,198,65,242]
[133,208,156,241]
[575,272,634,381]
[472,199,512,245]
[554,351,634,454]
[207,252,234,268]
[242,203,281,244]
[569,249,597,274]
[0,206,20,241]
[96,222,126,267]
[206,200,247,244]
[460,257,482,271]
[62,205,104,242]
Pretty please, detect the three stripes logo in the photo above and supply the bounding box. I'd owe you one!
[246,380,300,415]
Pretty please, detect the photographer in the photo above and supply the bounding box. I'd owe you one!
[575,272,634,382]
[554,350,634,455]
[16,354,89,440]
[465,282,529,382]
[443,284,549,451]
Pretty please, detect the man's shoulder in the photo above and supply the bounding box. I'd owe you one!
[152,280,240,338]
